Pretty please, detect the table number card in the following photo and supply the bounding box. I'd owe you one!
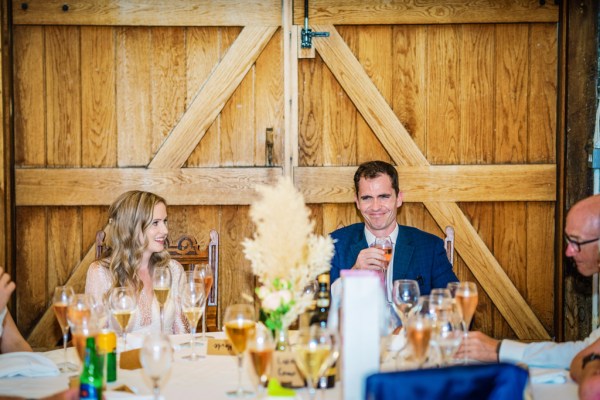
[272,350,305,388]
[206,338,235,356]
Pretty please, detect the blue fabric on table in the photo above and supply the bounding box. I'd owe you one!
[365,363,529,400]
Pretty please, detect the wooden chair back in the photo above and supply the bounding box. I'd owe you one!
[95,229,220,331]
[444,225,455,266]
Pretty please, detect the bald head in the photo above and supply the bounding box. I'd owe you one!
[565,194,600,276]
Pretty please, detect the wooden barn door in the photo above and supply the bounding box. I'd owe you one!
[10,0,559,349]
[12,0,285,349]
[293,1,558,341]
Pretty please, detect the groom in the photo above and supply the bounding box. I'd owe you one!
[329,160,458,301]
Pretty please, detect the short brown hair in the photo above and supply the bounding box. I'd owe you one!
[353,161,399,195]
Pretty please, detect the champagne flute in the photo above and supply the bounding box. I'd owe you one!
[405,313,432,368]
[193,263,214,342]
[224,304,256,397]
[152,266,172,333]
[370,237,393,298]
[140,332,173,400]
[109,286,137,351]
[292,325,339,400]
[182,278,206,361]
[52,286,78,372]
[455,281,478,363]
[246,324,275,399]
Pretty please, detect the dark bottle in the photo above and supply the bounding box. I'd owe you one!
[310,273,331,328]
[79,336,103,400]
[310,273,336,388]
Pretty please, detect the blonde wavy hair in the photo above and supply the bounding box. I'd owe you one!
[99,190,171,295]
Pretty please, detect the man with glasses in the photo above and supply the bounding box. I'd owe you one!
[456,194,600,368]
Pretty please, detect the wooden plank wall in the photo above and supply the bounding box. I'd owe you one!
[295,13,557,339]
[8,0,569,349]
[12,8,283,347]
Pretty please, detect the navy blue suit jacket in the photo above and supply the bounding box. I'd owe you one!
[329,223,458,295]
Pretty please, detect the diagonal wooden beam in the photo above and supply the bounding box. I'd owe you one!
[27,245,98,348]
[149,25,277,169]
[313,24,550,339]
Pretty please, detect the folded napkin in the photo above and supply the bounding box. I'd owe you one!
[0,352,60,378]
[529,368,568,384]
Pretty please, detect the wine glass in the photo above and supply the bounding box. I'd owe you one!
[429,288,453,313]
[181,278,206,361]
[455,281,478,363]
[405,313,432,368]
[67,293,94,329]
[193,263,214,342]
[292,325,339,400]
[370,237,393,298]
[140,332,173,400]
[108,286,137,351]
[446,282,460,298]
[223,304,256,397]
[70,315,100,363]
[391,279,420,330]
[152,266,172,333]
[431,310,464,366]
[246,324,275,399]
[52,286,77,372]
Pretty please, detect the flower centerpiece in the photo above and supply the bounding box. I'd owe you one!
[242,177,335,336]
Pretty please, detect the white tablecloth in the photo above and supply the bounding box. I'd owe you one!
[0,333,578,400]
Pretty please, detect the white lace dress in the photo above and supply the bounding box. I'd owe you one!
[85,259,188,334]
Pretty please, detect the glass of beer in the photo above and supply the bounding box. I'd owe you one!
[223,304,256,397]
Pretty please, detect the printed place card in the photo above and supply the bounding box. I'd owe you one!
[207,338,235,356]
[272,350,305,388]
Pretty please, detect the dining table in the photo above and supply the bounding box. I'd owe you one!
[0,332,579,400]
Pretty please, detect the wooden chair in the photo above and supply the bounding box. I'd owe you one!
[95,229,220,331]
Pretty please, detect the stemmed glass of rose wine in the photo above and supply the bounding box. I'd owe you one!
[292,325,340,400]
[455,281,478,363]
[152,266,171,333]
[224,304,256,397]
[370,237,393,296]
[193,263,214,342]
[246,324,275,399]
[52,286,77,372]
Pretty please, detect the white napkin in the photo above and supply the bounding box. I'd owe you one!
[529,368,569,384]
[0,352,60,378]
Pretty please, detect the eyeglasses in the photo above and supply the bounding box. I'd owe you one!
[564,235,600,252]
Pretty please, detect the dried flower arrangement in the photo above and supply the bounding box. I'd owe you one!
[242,177,335,332]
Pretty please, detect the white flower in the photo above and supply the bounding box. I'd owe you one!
[261,289,292,311]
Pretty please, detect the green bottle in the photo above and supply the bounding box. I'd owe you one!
[79,336,103,400]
